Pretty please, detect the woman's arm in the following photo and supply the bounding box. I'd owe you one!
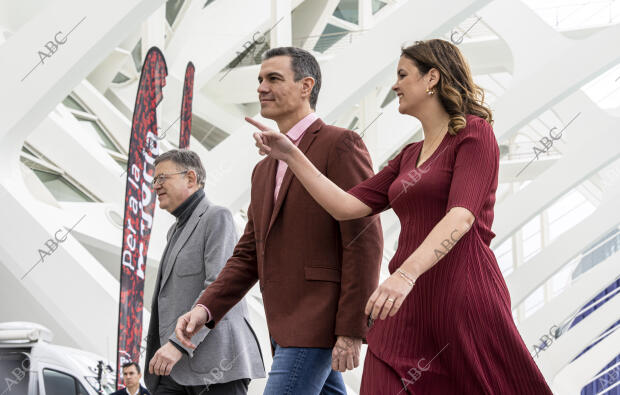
[248,117,371,220]
[366,207,474,320]
[286,146,371,220]
[400,207,473,278]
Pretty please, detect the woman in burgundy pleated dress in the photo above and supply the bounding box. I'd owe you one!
[248,39,552,394]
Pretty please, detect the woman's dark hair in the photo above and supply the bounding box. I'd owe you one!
[401,39,493,135]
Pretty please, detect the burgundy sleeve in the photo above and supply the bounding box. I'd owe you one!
[196,170,260,328]
[347,147,406,216]
[446,118,499,218]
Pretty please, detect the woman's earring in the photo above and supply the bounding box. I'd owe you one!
[426,87,435,96]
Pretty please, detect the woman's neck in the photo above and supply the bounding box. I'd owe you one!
[412,98,451,142]
[420,112,451,143]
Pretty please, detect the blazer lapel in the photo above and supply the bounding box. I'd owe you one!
[160,198,209,290]
[152,222,180,309]
[264,158,277,215]
[266,119,323,236]
[246,156,275,245]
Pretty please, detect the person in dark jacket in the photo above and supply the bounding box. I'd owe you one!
[111,362,150,395]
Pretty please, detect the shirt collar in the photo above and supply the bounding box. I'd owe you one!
[286,112,319,143]
[125,386,140,395]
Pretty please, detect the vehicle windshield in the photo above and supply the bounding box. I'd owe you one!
[0,348,31,395]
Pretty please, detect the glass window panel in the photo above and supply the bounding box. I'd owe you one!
[523,236,541,262]
[523,285,544,318]
[192,115,229,150]
[21,146,36,157]
[166,0,185,26]
[43,369,77,395]
[76,381,89,395]
[522,215,541,262]
[372,0,387,14]
[522,0,620,31]
[62,96,86,112]
[523,214,540,239]
[226,39,270,68]
[313,24,349,53]
[132,39,142,73]
[0,350,29,395]
[347,116,359,130]
[77,118,119,152]
[333,0,359,24]
[113,158,128,170]
[381,90,397,108]
[112,72,130,84]
[32,169,94,202]
[494,237,514,276]
[548,191,596,241]
[550,259,578,298]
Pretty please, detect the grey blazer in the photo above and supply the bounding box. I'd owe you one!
[144,197,265,390]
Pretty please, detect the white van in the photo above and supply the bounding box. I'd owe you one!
[0,322,116,395]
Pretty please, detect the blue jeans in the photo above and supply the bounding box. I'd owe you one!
[263,337,346,395]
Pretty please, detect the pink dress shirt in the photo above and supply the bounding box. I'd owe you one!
[274,112,319,201]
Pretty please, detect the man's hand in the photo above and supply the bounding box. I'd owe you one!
[175,306,208,349]
[246,117,297,161]
[332,336,362,372]
[148,342,182,376]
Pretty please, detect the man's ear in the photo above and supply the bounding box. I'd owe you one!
[186,169,198,186]
[301,76,315,99]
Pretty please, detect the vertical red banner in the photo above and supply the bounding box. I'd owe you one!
[116,47,167,388]
[179,62,194,149]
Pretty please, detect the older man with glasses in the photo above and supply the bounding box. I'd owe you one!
[144,149,265,395]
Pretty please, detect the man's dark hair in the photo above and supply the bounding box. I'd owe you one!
[262,46,322,110]
[122,361,140,374]
[154,149,206,188]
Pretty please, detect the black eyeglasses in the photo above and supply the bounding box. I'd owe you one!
[153,170,188,186]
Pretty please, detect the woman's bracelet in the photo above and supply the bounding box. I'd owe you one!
[396,268,416,287]
[396,271,414,287]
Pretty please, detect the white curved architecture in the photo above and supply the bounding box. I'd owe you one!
[1,0,620,394]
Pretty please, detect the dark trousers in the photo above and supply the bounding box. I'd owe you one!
[152,375,250,395]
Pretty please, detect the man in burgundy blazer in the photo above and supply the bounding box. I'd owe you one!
[175,47,382,393]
